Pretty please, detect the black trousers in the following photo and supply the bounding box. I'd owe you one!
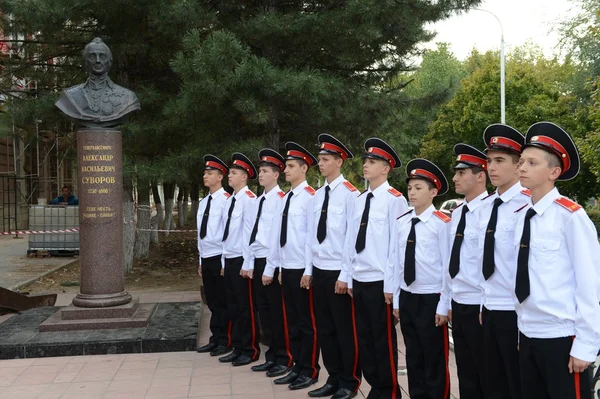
[313,267,361,392]
[451,300,485,399]
[224,256,260,359]
[399,290,450,399]
[519,333,591,399]
[282,268,320,378]
[353,279,401,399]
[482,307,522,399]
[201,254,230,347]
[253,258,292,366]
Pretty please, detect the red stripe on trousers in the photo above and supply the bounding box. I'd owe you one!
[443,324,450,399]
[385,305,398,399]
[572,336,581,399]
[350,300,361,391]
[247,279,259,359]
[281,291,293,367]
[308,288,319,379]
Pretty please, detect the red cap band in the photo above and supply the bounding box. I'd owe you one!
[456,154,487,170]
[367,147,396,168]
[488,136,521,153]
[409,168,441,190]
[205,161,227,174]
[320,142,347,160]
[232,159,254,178]
[261,156,284,171]
[530,135,570,173]
[287,150,315,166]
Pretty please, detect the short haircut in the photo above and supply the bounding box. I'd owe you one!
[259,162,280,174]
[470,166,487,176]
[408,177,436,190]
[543,151,563,170]
[289,159,308,169]
[62,185,70,190]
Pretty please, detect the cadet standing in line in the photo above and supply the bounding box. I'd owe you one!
[478,124,528,399]
[246,149,293,377]
[196,155,233,357]
[514,122,600,399]
[347,138,408,399]
[303,134,361,399]
[269,142,321,391]
[219,153,261,367]
[447,144,489,399]
[385,158,451,399]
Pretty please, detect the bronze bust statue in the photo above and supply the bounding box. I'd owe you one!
[55,38,140,128]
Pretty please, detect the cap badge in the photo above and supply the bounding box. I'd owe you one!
[457,155,462,161]
[491,137,498,143]
[531,136,539,142]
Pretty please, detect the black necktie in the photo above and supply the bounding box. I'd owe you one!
[199,195,212,239]
[280,191,294,247]
[249,196,266,245]
[449,204,469,278]
[404,217,420,286]
[222,196,236,241]
[482,197,504,280]
[317,186,330,243]
[515,208,537,303]
[355,192,374,253]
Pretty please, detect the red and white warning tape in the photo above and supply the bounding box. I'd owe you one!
[0,228,80,236]
[137,228,197,233]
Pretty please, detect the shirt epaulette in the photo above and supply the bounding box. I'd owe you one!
[245,190,256,198]
[305,186,316,196]
[514,204,528,213]
[482,192,495,200]
[343,181,358,192]
[224,192,231,198]
[521,189,531,197]
[397,209,413,220]
[433,210,451,223]
[554,197,582,212]
[388,187,403,197]
[277,191,285,199]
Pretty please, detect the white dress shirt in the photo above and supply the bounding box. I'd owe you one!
[447,190,489,306]
[197,187,229,261]
[478,182,530,311]
[221,185,255,271]
[346,181,409,290]
[513,187,600,362]
[304,174,360,283]
[266,180,315,277]
[386,205,452,315]
[247,185,285,266]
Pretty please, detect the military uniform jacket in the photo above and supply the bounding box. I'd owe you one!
[197,187,229,261]
[221,185,255,271]
[266,180,315,277]
[247,185,285,266]
[513,187,600,362]
[346,181,409,290]
[304,174,360,283]
[386,205,452,315]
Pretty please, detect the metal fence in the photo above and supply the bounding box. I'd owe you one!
[28,205,79,254]
[0,174,40,232]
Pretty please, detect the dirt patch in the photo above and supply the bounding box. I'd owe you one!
[21,232,201,294]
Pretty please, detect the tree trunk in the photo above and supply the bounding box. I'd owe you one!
[150,182,164,244]
[179,187,189,227]
[134,180,151,259]
[190,183,200,224]
[176,186,184,228]
[163,182,176,236]
[123,176,135,274]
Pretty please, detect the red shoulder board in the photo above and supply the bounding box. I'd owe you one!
[245,190,256,198]
[388,187,403,197]
[224,192,231,198]
[433,210,451,223]
[554,197,582,212]
[277,191,285,199]
[521,189,531,197]
[514,204,528,213]
[305,186,316,195]
[343,181,358,192]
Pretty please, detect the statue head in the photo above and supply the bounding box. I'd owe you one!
[83,38,113,77]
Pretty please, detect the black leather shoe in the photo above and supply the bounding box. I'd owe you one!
[266,365,291,377]
[251,360,275,372]
[232,355,257,367]
[308,383,338,397]
[274,371,299,385]
[196,342,217,353]
[332,388,357,399]
[289,375,318,390]
[218,352,239,363]
[210,345,231,357]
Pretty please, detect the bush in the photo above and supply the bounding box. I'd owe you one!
[586,209,600,234]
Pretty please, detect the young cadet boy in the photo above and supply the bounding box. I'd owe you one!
[385,158,451,399]
[246,149,292,377]
[347,138,408,399]
[303,134,361,399]
[479,124,528,399]
[196,155,233,357]
[514,121,600,399]
[447,144,489,399]
[268,142,320,391]
[219,153,261,367]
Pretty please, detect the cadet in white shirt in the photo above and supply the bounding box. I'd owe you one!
[196,155,233,357]
[447,144,489,399]
[479,124,528,399]
[303,134,361,399]
[347,138,408,399]
[385,158,451,399]
[219,153,260,367]
[514,122,600,399]
[247,149,292,377]
[269,142,320,391]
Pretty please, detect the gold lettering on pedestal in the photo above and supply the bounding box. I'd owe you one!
[80,142,118,220]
